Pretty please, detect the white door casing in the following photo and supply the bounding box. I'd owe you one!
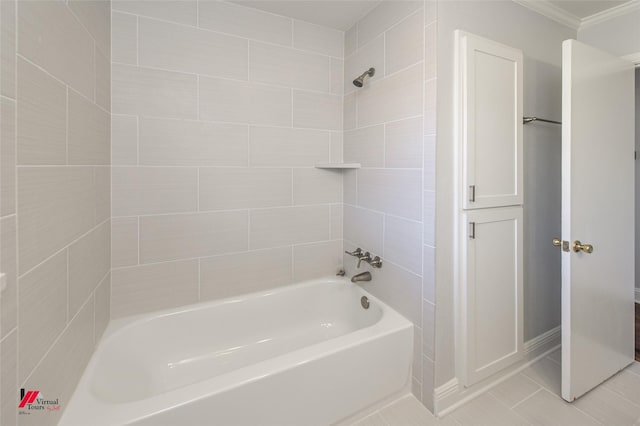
[561,39,635,402]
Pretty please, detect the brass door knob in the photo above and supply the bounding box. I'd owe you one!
[552,238,562,247]
[572,240,593,254]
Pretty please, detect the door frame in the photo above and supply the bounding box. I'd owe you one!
[628,52,640,304]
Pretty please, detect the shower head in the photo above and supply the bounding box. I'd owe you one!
[353,67,376,87]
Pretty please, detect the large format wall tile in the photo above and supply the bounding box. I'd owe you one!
[68,221,110,318]
[18,0,95,99]
[344,125,384,167]
[111,217,138,268]
[1,330,17,426]
[0,98,15,216]
[0,0,16,98]
[138,18,248,79]
[249,126,330,166]
[293,240,343,281]
[112,0,197,26]
[3,1,111,422]
[18,167,95,274]
[112,64,197,118]
[68,89,110,165]
[356,0,422,48]
[200,247,293,300]
[199,77,292,126]
[293,90,342,130]
[343,205,384,255]
[250,205,332,249]
[111,260,199,318]
[95,48,111,111]
[94,273,111,341]
[250,41,330,92]
[0,216,16,338]
[112,11,137,65]
[357,169,422,221]
[139,211,249,263]
[139,118,248,166]
[112,167,198,216]
[199,168,292,210]
[293,20,343,58]
[17,251,68,384]
[292,168,342,205]
[111,115,137,165]
[198,1,292,46]
[385,9,423,75]
[385,117,423,168]
[68,0,110,56]
[16,58,66,165]
[21,301,95,426]
[357,63,423,127]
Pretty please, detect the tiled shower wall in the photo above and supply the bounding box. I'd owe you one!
[341,0,437,410]
[0,1,111,425]
[110,1,345,317]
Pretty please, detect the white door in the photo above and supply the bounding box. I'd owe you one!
[458,31,523,210]
[461,206,523,386]
[561,39,635,402]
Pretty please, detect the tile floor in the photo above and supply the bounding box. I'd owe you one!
[352,350,640,425]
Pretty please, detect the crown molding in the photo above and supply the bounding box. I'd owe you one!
[513,0,581,30]
[581,0,640,29]
[513,0,639,31]
[622,52,640,65]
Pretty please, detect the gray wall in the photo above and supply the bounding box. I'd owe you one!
[578,9,640,57]
[0,1,111,425]
[434,0,575,387]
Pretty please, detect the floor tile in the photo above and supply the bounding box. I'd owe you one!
[449,393,530,426]
[522,356,562,397]
[573,385,640,426]
[514,389,602,426]
[627,361,640,376]
[490,373,542,408]
[379,395,440,426]
[547,348,561,365]
[603,369,640,405]
[352,413,387,426]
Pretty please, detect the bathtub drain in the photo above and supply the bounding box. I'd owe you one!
[361,296,370,309]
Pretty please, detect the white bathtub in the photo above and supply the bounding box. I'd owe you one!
[60,277,413,426]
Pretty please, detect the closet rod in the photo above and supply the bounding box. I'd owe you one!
[523,116,562,125]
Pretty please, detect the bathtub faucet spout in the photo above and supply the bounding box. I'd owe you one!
[351,271,372,283]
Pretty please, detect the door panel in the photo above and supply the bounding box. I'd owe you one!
[459,31,523,210]
[561,39,635,402]
[461,206,523,386]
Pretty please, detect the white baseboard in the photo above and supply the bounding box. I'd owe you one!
[434,326,561,417]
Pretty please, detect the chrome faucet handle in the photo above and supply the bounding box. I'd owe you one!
[357,251,372,268]
[369,256,383,268]
[345,248,363,257]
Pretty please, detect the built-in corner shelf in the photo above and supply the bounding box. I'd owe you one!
[314,163,361,170]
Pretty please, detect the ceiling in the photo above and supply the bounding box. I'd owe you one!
[548,0,628,19]
[231,1,382,31]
